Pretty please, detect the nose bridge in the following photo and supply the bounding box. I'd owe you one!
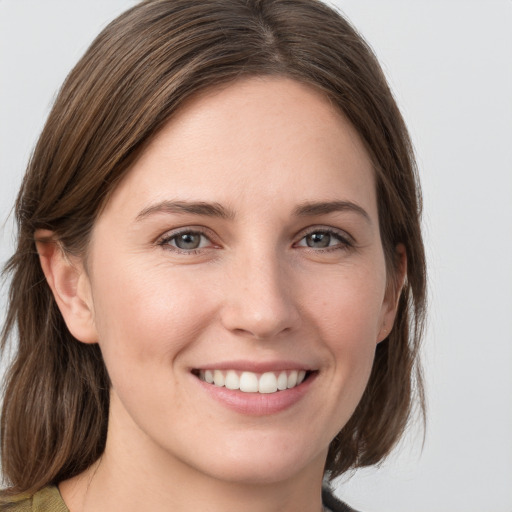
[220,243,300,339]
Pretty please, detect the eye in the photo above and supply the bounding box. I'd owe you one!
[295,229,352,250]
[159,230,213,252]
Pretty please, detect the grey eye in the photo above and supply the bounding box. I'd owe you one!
[305,232,332,248]
[173,232,204,250]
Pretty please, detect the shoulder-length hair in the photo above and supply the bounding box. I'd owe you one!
[1,0,426,494]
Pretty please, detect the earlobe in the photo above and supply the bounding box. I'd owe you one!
[35,229,98,344]
[377,243,407,343]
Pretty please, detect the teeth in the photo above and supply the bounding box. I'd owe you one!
[225,370,239,390]
[277,371,288,391]
[258,372,277,393]
[213,370,225,387]
[204,370,214,384]
[240,372,259,392]
[198,369,309,394]
[287,370,298,388]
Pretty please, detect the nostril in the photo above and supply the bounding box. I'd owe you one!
[219,277,301,339]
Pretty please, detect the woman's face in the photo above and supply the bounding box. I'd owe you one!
[80,77,398,484]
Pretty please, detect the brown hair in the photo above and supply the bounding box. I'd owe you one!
[1,0,426,494]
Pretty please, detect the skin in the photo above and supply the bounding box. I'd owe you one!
[37,77,404,512]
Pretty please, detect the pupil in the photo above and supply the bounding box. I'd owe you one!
[176,233,200,250]
[307,232,330,248]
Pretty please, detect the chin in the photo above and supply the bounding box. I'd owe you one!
[199,456,317,486]
[175,430,329,486]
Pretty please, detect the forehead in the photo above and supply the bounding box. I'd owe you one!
[101,76,376,221]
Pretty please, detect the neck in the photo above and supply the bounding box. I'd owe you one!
[60,452,326,512]
[59,400,327,512]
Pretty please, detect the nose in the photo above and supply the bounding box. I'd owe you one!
[219,251,301,340]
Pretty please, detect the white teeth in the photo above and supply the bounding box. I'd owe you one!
[239,371,259,392]
[198,369,310,393]
[258,372,278,393]
[213,370,225,387]
[287,370,298,389]
[277,371,288,391]
[224,370,239,390]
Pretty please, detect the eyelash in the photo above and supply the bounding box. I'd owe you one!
[157,229,215,255]
[157,227,354,254]
[294,227,354,252]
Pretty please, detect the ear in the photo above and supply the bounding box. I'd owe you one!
[35,229,98,344]
[377,243,407,343]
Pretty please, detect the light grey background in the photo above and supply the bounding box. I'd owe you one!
[1,1,511,511]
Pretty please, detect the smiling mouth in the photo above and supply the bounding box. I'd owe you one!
[193,369,314,394]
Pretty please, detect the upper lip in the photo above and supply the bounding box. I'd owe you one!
[192,360,316,373]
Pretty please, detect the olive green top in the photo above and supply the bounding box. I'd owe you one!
[0,486,69,512]
[0,485,356,512]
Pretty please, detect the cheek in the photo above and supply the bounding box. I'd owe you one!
[311,263,386,339]
[89,258,215,378]
[307,264,386,383]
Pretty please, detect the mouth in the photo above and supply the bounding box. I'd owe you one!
[192,369,314,394]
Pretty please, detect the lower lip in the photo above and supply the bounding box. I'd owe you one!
[194,373,317,416]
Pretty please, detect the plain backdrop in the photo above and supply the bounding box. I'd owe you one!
[1,1,511,511]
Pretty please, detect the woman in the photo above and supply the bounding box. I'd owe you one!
[0,1,426,511]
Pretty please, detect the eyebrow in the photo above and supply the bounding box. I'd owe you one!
[135,199,371,224]
[136,200,235,221]
[294,200,371,224]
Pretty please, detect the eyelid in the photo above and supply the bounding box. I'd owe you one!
[154,224,355,254]
[296,225,354,242]
[156,224,216,240]
[156,226,219,252]
[293,226,355,249]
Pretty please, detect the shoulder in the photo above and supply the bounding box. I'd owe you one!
[322,486,361,512]
[0,486,69,512]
